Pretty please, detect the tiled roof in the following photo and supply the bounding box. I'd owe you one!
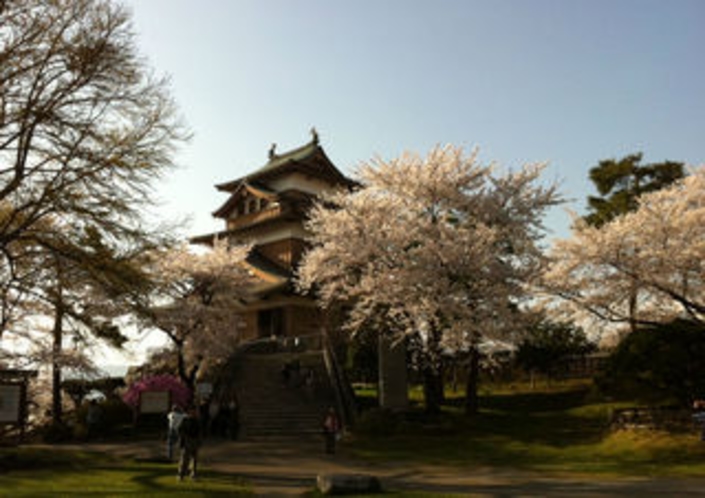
[215,136,353,192]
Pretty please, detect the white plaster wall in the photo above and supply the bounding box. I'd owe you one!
[268,173,337,195]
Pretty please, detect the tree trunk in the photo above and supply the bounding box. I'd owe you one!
[377,334,409,411]
[422,325,445,414]
[628,284,638,334]
[174,333,201,401]
[464,344,480,416]
[174,341,190,385]
[51,303,64,425]
[422,366,443,415]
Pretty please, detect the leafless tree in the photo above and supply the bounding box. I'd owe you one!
[0,0,188,422]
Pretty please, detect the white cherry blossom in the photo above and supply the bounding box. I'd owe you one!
[539,166,705,330]
[298,145,560,358]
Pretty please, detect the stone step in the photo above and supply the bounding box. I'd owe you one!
[233,349,336,437]
[241,414,325,436]
[239,425,321,436]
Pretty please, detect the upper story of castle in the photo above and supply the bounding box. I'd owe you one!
[191,129,355,277]
[210,129,354,236]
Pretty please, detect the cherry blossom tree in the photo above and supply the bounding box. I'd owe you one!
[139,240,253,391]
[540,166,705,331]
[298,145,560,414]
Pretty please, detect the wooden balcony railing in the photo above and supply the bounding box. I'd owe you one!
[227,204,285,231]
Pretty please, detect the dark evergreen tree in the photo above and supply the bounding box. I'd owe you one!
[596,319,705,406]
[583,153,684,227]
[515,321,596,383]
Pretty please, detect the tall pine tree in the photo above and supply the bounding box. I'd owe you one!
[584,153,683,227]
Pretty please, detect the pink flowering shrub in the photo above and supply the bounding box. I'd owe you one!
[122,374,191,409]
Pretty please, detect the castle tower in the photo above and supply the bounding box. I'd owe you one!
[192,130,355,342]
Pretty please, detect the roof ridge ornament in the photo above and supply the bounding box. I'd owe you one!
[310,126,319,146]
[268,143,277,160]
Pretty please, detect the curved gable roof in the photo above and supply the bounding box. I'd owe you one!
[212,182,278,219]
[216,135,354,193]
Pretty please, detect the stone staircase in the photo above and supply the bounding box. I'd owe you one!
[235,349,336,437]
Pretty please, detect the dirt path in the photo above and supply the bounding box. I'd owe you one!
[57,437,705,497]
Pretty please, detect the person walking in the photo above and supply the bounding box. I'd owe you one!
[322,406,341,455]
[86,399,102,440]
[227,395,240,440]
[177,405,202,481]
[693,399,705,441]
[166,405,185,460]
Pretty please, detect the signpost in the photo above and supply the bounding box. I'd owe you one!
[139,390,171,414]
[0,370,37,443]
[0,384,22,423]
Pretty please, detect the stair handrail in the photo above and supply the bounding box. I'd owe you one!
[322,328,356,429]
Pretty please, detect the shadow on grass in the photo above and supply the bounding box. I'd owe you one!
[0,447,252,496]
[127,464,251,495]
[351,384,705,476]
[351,385,614,469]
[480,387,591,413]
[0,446,117,471]
[471,387,608,447]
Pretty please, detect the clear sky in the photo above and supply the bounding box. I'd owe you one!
[123,0,704,241]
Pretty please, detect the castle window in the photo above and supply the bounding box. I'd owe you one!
[258,308,284,337]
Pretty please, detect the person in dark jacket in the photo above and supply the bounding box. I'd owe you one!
[177,405,201,481]
[322,406,341,455]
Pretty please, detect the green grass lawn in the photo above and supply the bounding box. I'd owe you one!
[350,380,705,477]
[0,448,251,497]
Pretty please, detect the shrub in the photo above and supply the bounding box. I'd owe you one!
[74,398,133,438]
[122,374,191,410]
[39,422,74,443]
[596,319,705,406]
